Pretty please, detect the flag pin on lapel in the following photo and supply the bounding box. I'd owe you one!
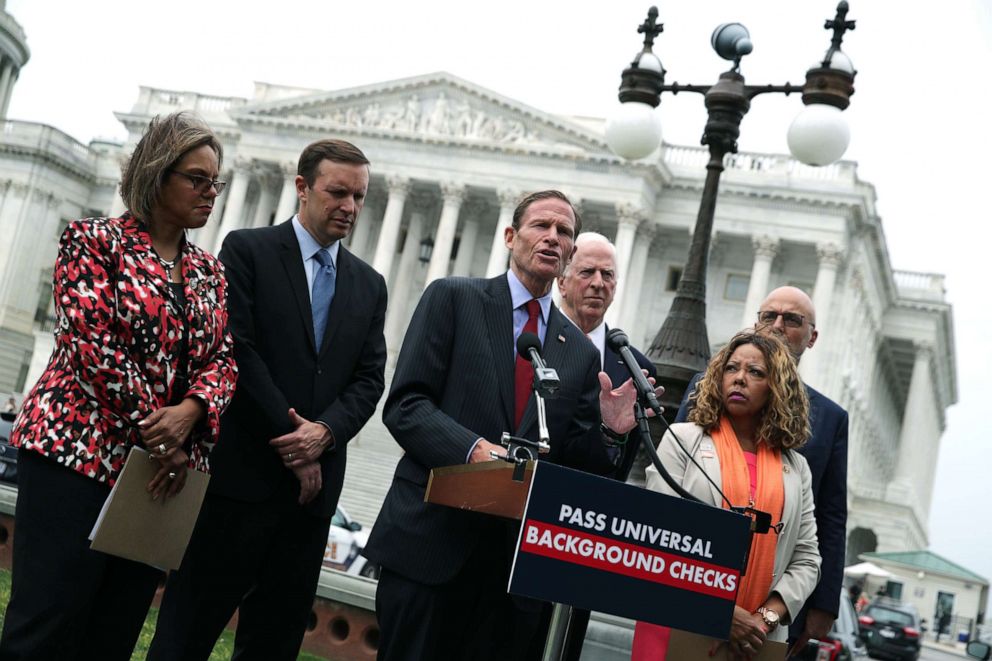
[557,334,566,343]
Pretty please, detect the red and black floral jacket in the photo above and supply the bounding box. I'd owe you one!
[12,212,238,484]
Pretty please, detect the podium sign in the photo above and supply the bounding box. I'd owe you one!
[509,462,751,639]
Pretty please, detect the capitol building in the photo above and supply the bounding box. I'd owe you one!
[0,1,955,590]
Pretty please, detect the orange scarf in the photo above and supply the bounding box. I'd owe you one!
[710,415,785,613]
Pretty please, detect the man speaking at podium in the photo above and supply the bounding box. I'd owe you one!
[365,190,655,660]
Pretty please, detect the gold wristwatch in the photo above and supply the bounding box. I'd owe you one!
[755,606,780,632]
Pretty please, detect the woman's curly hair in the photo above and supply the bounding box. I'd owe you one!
[687,330,811,450]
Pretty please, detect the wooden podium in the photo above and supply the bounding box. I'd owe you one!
[425,460,578,661]
[425,460,535,520]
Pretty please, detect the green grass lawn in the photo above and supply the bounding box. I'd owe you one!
[0,569,328,660]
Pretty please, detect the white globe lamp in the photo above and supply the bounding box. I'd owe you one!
[606,101,663,160]
[787,103,851,166]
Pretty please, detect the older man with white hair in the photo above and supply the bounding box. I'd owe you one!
[557,232,656,395]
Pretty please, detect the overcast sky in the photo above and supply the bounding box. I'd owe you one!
[6,0,989,603]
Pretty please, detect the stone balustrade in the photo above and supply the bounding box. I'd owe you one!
[0,120,95,172]
[663,144,857,184]
[893,270,946,302]
[131,86,247,120]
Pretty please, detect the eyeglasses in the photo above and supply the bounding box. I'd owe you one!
[757,310,810,329]
[169,170,227,195]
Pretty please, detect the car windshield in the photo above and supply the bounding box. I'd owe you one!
[865,605,914,626]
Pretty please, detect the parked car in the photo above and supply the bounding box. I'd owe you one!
[0,411,17,483]
[324,505,379,578]
[857,598,921,661]
[967,640,991,660]
[794,591,867,661]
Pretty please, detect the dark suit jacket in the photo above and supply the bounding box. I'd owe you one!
[210,220,387,518]
[675,372,849,622]
[602,333,657,482]
[364,275,615,585]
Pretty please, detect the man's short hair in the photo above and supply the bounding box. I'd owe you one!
[120,112,223,223]
[511,190,582,234]
[298,139,370,187]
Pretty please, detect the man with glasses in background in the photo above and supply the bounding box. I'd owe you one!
[675,286,849,659]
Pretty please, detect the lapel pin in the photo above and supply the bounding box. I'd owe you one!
[557,334,566,343]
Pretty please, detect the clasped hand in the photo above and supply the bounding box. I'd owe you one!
[270,408,331,504]
[139,398,204,499]
[706,606,767,660]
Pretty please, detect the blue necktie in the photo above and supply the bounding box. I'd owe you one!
[311,248,336,352]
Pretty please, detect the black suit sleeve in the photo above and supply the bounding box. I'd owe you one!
[382,280,485,469]
[806,409,849,616]
[218,231,294,438]
[316,274,387,446]
[562,356,616,476]
[674,372,703,423]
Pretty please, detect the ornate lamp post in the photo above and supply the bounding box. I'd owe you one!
[605,3,857,420]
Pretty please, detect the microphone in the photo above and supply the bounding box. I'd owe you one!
[606,328,663,417]
[516,332,560,398]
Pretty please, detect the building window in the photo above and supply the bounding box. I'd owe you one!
[724,274,750,302]
[665,266,682,292]
[885,581,904,601]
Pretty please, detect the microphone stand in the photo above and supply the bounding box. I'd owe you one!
[534,382,552,451]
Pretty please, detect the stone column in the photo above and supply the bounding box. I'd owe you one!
[372,175,411,280]
[605,203,642,327]
[0,181,28,293]
[425,182,466,287]
[739,235,780,329]
[1,69,15,119]
[0,190,58,334]
[452,199,487,277]
[618,222,656,335]
[385,193,432,356]
[347,197,378,259]
[810,243,843,331]
[0,59,12,120]
[273,161,299,223]
[890,341,934,509]
[212,158,252,254]
[800,243,843,384]
[485,188,519,277]
[250,173,278,228]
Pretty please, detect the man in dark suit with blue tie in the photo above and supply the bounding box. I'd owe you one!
[149,140,387,661]
[675,286,848,658]
[365,191,657,661]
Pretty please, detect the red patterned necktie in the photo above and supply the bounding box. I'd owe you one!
[514,299,541,429]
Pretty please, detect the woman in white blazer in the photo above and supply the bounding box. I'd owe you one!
[633,331,820,660]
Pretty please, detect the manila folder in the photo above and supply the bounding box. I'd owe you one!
[89,446,209,571]
[667,629,787,661]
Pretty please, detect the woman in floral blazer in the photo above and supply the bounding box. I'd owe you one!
[0,113,237,660]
